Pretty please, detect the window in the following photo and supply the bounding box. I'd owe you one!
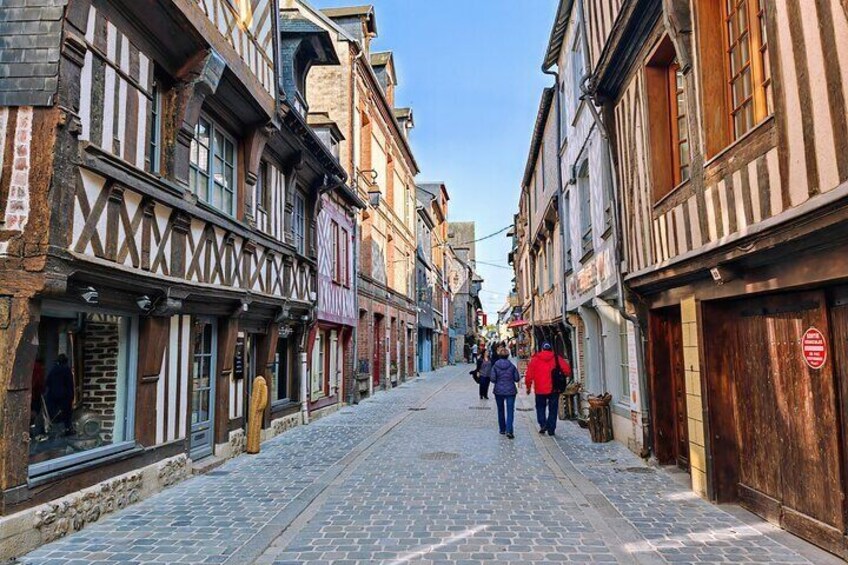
[571,27,584,114]
[190,115,236,215]
[670,63,691,184]
[696,0,772,156]
[546,238,554,290]
[340,228,350,287]
[564,193,573,272]
[29,310,137,477]
[147,82,161,174]
[256,161,269,213]
[578,161,592,256]
[620,321,631,403]
[311,331,325,400]
[645,38,691,202]
[293,193,306,254]
[331,220,340,284]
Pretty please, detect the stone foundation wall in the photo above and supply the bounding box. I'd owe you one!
[0,454,190,562]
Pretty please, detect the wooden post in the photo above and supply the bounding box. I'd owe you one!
[246,376,268,454]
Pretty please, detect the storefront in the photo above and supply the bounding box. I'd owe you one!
[29,304,140,478]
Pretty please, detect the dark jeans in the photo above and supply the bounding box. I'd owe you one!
[479,377,490,398]
[495,394,516,434]
[535,393,559,432]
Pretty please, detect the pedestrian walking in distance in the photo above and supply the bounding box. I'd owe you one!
[526,342,572,437]
[471,342,479,364]
[476,348,492,399]
[489,346,520,438]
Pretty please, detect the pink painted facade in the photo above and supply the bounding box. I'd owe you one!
[316,194,357,327]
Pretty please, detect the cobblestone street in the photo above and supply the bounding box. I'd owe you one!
[19,365,840,565]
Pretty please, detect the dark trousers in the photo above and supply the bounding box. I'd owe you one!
[478,377,490,399]
[535,393,559,432]
[495,394,516,434]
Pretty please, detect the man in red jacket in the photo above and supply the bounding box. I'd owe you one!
[525,342,572,436]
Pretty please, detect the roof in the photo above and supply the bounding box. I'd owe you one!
[393,107,412,121]
[307,111,345,141]
[0,0,65,106]
[521,88,555,188]
[370,51,392,67]
[542,0,576,71]
[321,5,377,35]
[417,182,449,202]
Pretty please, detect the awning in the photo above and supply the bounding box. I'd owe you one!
[508,319,529,328]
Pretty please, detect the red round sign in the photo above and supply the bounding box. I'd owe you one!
[802,327,827,370]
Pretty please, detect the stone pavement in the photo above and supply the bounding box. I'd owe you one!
[18,364,840,564]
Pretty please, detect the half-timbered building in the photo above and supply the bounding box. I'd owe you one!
[528,0,646,453]
[307,111,365,412]
[288,1,419,393]
[0,0,349,557]
[591,0,848,556]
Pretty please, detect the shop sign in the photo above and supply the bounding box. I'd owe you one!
[234,335,245,380]
[802,327,827,370]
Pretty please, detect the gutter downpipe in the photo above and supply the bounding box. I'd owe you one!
[577,0,653,459]
[542,65,575,362]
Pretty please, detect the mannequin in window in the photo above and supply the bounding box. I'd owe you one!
[45,354,75,435]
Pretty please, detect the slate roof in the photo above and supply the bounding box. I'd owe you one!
[370,51,392,67]
[416,183,449,202]
[0,0,66,106]
[521,87,555,188]
[543,0,575,71]
[321,5,377,35]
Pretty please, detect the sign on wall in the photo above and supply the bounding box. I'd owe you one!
[801,327,827,370]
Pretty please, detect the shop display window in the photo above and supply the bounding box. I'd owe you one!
[29,309,137,476]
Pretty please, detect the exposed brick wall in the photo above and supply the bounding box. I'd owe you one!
[82,319,121,443]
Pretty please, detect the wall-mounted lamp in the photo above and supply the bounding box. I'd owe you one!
[367,185,382,208]
[80,286,99,305]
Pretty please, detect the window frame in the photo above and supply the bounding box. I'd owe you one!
[28,305,139,479]
[668,62,691,187]
[293,192,306,255]
[340,228,350,288]
[190,114,237,216]
[564,192,573,273]
[577,161,593,257]
[331,220,340,284]
[697,0,772,157]
[147,80,161,175]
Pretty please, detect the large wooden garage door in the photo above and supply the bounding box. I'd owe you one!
[727,291,845,553]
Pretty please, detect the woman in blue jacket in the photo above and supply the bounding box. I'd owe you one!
[488,346,521,438]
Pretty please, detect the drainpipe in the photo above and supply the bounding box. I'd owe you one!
[542,66,575,363]
[349,218,360,405]
[576,0,652,459]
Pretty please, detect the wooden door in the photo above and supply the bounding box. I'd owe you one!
[731,291,845,553]
[373,316,382,387]
[648,307,689,469]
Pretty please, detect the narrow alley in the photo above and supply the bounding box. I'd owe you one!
[18,365,838,565]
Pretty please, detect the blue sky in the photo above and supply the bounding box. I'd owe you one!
[314,0,559,317]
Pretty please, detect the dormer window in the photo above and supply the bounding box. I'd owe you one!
[279,15,340,115]
[307,113,344,162]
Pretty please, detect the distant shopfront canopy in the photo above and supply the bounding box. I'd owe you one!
[508,319,528,328]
